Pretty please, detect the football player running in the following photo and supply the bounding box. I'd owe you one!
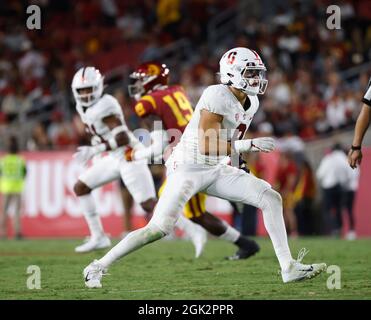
[127,61,259,260]
[83,48,326,288]
[71,66,157,253]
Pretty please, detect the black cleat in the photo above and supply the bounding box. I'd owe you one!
[226,236,260,260]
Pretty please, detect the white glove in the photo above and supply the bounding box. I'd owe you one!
[234,137,275,153]
[73,144,106,166]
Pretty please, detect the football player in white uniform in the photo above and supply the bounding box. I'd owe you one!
[83,48,327,288]
[71,66,157,253]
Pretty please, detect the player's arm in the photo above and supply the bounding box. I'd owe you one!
[348,104,370,168]
[198,109,275,156]
[101,115,131,149]
[198,109,231,156]
[348,79,371,169]
[351,103,370,147]
[73,114,132,165]
[132,114,168,161]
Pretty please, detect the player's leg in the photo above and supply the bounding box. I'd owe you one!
[119,161,157,215]
[186,193,259,260]
[206,165,326,283]
[0,194,12,238]
[160,180,207,258]
[12,194,22,239]
[333,185,343,236]
[84,167,202,288]
[73,157,119,252]
[345,190,356,240]
[120,181,134,237]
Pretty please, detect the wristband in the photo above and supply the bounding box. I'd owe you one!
[351,145,361,151]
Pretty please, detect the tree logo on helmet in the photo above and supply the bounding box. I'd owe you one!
[227,51,237,65]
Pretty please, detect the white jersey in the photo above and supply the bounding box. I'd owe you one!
[76,94,140,161]
[169,84,259,166]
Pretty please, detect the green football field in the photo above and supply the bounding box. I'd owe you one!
[0,237,370,300]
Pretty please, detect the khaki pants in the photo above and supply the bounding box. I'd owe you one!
[0,193,22,238]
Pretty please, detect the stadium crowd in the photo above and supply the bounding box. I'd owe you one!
[1,0,370,149]
[0,0,369,237]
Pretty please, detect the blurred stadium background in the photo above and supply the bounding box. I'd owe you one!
[0,0,371,240]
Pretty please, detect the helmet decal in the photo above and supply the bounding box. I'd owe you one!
[227,51,237,65]
[128,62,170,100]
[147,64,161,76]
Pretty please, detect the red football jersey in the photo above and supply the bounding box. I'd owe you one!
[134,85,193,133]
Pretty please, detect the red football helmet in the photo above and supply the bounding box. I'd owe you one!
[128,62,170,100]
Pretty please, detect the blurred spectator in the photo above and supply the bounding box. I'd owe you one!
[1,86,32,122]
[53,122,78,149]
[326,95,347,130]
[343,166,360,240]
[27,123,52,150]
[18,44,46,80]
[274,152,298,236]
[2,25,31,53]
[100,0,118,26]
[156,0,182,38]
[293,159,317,235]
[117,8,144,39]
[0,0,368,150]
[0,136,27,239]
[316,143,350,236]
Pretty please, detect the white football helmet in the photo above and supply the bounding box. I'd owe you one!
[71,67,104,107]
[219,47,268,95]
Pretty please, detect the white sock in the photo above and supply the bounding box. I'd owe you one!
[259,189,293,271]
[219,223,240,243]
[78,194,104,240]
[98,223,165,268]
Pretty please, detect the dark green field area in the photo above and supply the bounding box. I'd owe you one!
[0,238,370,299]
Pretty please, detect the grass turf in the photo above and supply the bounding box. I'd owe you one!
[0,237,370,300]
